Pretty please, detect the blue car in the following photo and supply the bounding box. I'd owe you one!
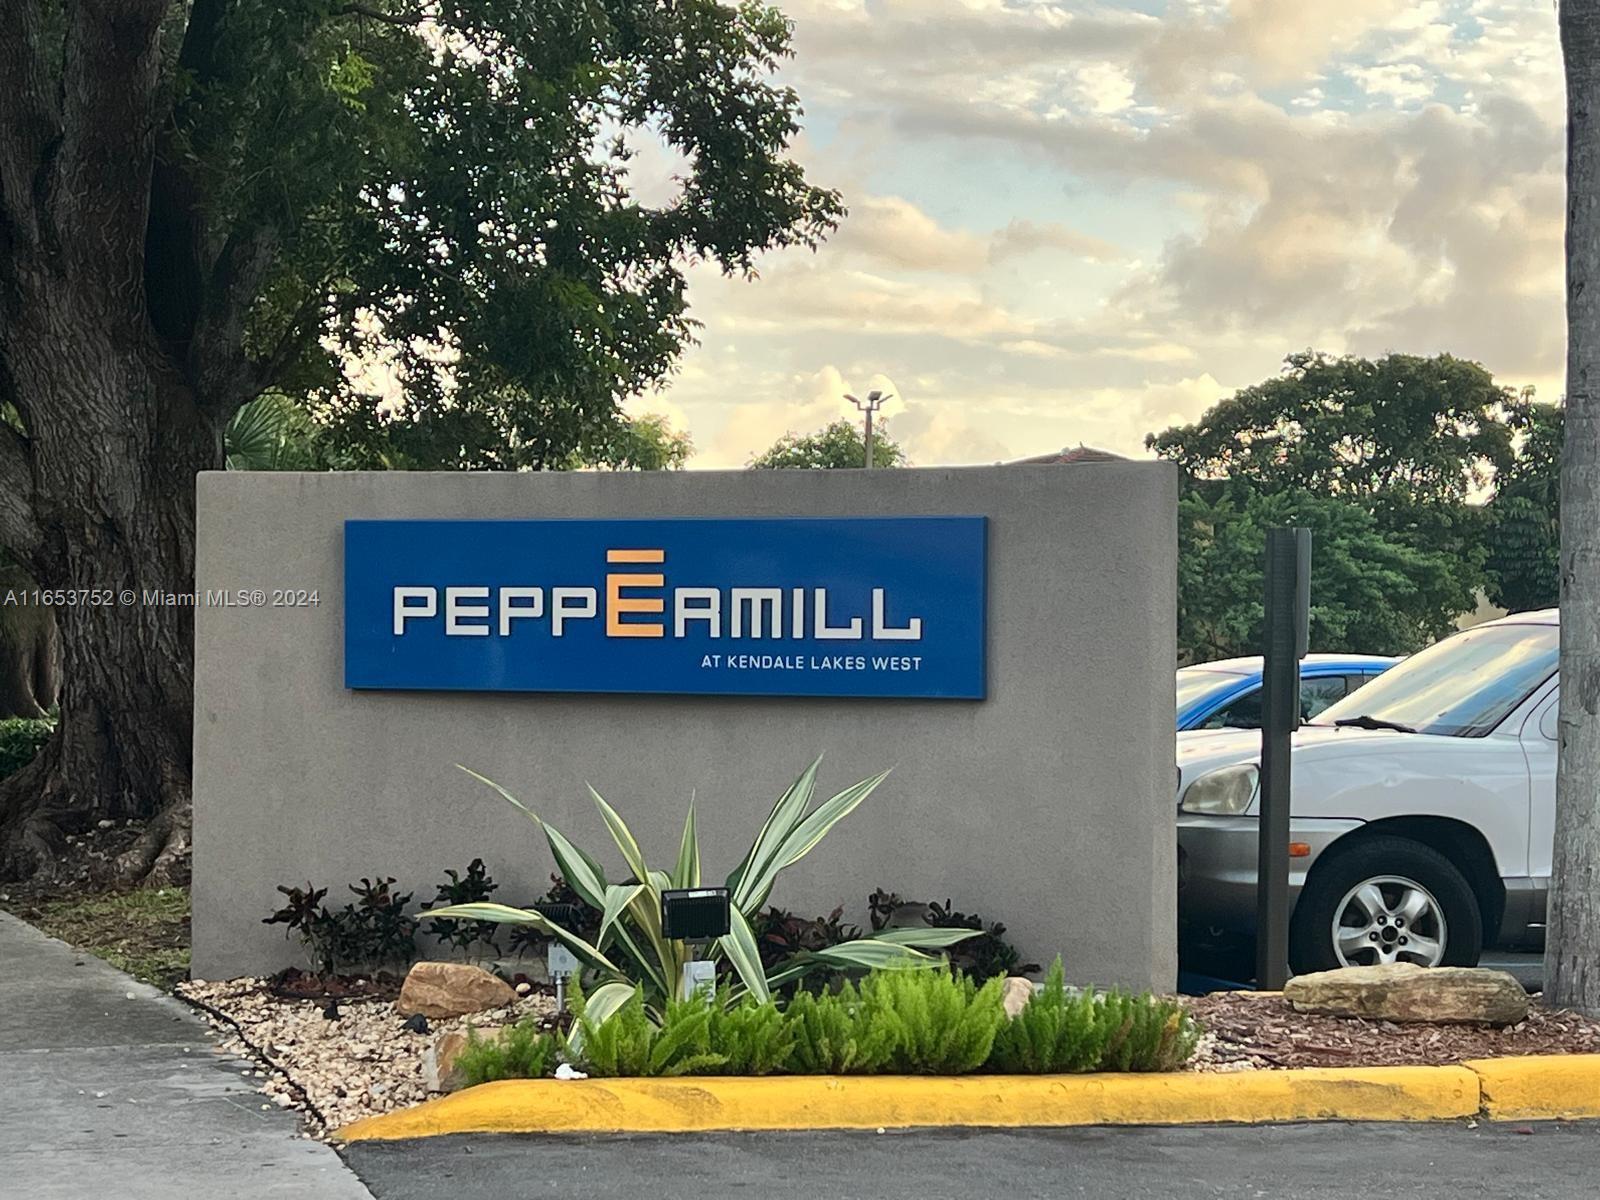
[1177,654,1401,731]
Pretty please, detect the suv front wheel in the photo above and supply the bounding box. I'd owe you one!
[1289,835,1483,974]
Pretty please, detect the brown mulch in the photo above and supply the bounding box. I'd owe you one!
[266,967,405,1002]
[1186,992,1600,1071]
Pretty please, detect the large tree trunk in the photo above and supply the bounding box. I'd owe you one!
[0,307,221,885]
[0,1,241,886]
[1550,0,1600,1016]
[0,564,61,718]
[0,3,310,886]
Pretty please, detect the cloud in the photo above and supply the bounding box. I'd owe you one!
[827,195,988,273]
[1141,0,1413,94]
[990,219,1128,265]
[1119,93,1564,383]
[622,0,1567,475]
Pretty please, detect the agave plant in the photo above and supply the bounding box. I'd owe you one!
[427,758,978,1025]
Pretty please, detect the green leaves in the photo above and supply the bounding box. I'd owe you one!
[717,907,771,1005]
[422,901,623,977]
[1148,352,1547,661]
[180,0,843,472]
[727,756,820,910]
[785,985,896,1075]
[727,759,892,916]
[989,959,1201,1074]
[452,759,977,1015]
[673,799,700,889]
[859,967,1007,1075]
[455,1018,561,1087]
[750,420,907,470]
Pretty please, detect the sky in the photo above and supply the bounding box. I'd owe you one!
[620,0,1567,469]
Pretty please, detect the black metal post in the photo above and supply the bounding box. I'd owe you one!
[1255,527,1311,989]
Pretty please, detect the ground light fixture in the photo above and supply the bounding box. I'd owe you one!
[662,887,732,997]
[547,941,579,1012]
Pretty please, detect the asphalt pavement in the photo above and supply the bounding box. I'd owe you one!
[0,912,371,1200]
[345,1121,1600,1200]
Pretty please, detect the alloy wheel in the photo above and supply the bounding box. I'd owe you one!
[1330,875,1448,967]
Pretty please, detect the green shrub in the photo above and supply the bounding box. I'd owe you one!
[987,959,1110,1073]
[262,876,416,974]
[784,983,896,1074]
[706,990,795,1075]
[422,859,501,957]
[569,980,730,1078]
[1096,990,1201,1073]
[457,1018,561,1086]
[0,717,53,779]
[860,966,1007,1075]
[988,959,1201,1074]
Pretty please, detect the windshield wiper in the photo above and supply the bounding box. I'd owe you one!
[1333,714,1418,734]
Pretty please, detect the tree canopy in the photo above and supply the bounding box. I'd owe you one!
[155,0,842,468]
[749,419,905,469]
[1484,401,1562,613]
[1149,352,1547,661]
[0,0,835,880]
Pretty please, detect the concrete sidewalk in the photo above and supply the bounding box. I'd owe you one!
[0,911,370,1199]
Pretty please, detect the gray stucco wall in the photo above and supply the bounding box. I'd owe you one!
[192,464,1177,988]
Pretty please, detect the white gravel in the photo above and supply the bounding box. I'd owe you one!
[177,977,556,1135]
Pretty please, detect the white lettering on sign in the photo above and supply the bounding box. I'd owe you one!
[872,588,922,641]
[445,586,491,636]
[674,587,721,637]
[499,587,543,635]
[730,587,783,638]
[387,551,927,645]
[551,587,597,636]
[393,586,436,634]
[813,590,863,640]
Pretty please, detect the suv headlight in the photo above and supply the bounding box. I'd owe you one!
[1180,764,1259,815]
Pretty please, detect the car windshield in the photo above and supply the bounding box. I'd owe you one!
[1177,668,1244,709]
[1311,623,1558,737]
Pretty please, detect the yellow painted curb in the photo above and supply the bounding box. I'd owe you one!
[1466,1055,1600,1121]
[335,1067,1480,1142]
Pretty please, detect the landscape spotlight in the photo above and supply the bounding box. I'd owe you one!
[661,886,732,942]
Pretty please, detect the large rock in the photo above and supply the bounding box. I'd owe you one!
[397,961,515,1020]
[422,1026,510,1093]
[1283,963,1529,1026]
[1001,976,1035,1019]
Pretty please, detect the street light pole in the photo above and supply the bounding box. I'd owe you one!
[845,390,891,468]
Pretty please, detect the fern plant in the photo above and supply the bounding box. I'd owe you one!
[568,979,664,1077]
[988,958,1201,1074]
[706,990,795,1075]
[785,983,896,1074]
[456,1018,561,1086]
[568,979,729,1077]
[988,959,1109,1073]
[860,966,1007,1075]
[1097,991,1201,1073]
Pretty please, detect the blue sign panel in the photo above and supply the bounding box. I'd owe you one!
[343,517,987,698]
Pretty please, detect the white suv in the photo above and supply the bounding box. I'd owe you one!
[1176,609,1559,974]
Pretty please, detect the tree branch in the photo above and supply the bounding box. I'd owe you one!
[0,0,62,246]
[239,288,332,408]
[55,0,168,288]
[186,225,280,411]
[0,404,42,557]
[195,278,329,420]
